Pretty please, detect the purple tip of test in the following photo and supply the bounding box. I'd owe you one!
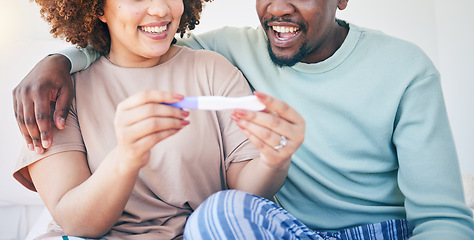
[165,97,198,109]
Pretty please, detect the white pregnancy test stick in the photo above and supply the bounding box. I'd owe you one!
[166,95,265,111]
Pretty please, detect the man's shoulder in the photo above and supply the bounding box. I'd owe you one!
[352,23,425,53]
[349,22,434,65]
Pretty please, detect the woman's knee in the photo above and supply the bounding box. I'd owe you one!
[184,190,256,239]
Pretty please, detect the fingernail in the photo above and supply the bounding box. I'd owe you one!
[27,143,34,151]
[231,115,240,122]
[181,120,190,126]
[35,147,44,154]
[58,118,66,128]
[42,140,50,148]
[234,109,247,116]
[173,93,185,99]
[181,110,190,117]
[254,91,267,100]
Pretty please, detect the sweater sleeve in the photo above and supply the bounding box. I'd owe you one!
[52,46,101,73]
[393,73,474,239]
[177,31,218,51]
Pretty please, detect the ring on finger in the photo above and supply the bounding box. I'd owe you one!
[273,135,287,150]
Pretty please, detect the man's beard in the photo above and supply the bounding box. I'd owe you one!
[267,39,309,67]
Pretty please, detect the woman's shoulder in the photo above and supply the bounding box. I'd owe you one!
[177,46,239,72]
[178,46,230,61]
[174,46,248,93]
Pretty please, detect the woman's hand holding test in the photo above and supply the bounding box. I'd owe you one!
[112,90,190,173]
[227,91,305,199]
[28,89,190,237]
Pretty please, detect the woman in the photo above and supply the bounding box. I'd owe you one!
[13,0,305,239]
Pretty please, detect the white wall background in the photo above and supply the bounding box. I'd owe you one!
[0,0,473,238]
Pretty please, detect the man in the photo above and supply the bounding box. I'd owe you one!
[12,0,474,239]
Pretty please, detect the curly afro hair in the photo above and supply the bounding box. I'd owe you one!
[34,0,212,54]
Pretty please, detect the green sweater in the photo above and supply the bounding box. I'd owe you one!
[67,21,474,239]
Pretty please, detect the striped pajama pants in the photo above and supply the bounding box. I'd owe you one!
[184,190,412,240]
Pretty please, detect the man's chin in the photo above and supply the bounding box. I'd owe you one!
[267,42,306,68]
[269,54,299,67]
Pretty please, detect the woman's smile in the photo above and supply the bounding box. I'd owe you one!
[139,23,170,40]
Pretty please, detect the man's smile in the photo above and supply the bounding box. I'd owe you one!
[266,22,303,49]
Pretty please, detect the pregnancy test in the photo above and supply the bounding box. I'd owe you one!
[166,95,265,111]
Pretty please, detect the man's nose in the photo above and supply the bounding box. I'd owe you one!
[266,0,295,17]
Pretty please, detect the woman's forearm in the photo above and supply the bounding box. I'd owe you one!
[227,158,290,199]
[30,149,140,238]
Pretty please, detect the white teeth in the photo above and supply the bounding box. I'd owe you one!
[272,26,299,33]
[141,25,167,34]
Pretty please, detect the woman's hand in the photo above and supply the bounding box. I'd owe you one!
[12,54,73,154]
[112,90,190,172]
[227,91,305,198]
[231,91,305,170]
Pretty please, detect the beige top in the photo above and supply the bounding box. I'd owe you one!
[13,46,259,239]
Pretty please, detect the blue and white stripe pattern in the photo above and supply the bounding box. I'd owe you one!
[339,218,411,240]
[60,237,106,240]
[184,190,412,240]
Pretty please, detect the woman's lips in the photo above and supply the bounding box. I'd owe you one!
[139,24,169,40]
[140,25,167,34]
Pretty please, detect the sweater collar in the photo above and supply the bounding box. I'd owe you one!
[287,21,362,74]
